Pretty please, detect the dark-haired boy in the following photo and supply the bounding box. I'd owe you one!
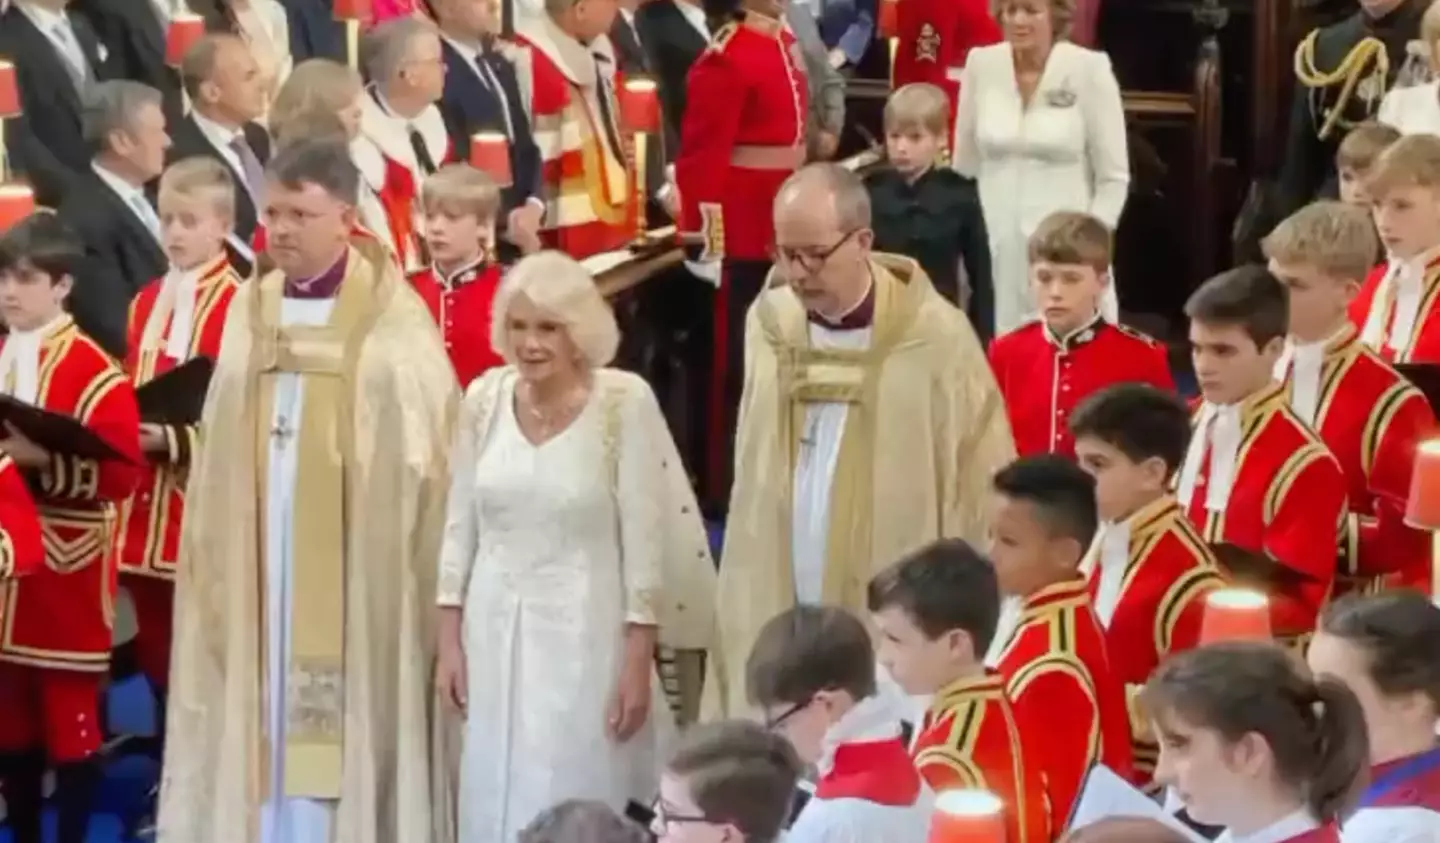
[746,605,931,841]
[655,719,804,843]
[867,539,1049,843]
[1181,266,1346,641]
[988,211,1174,457]
[987,456,1134,824]
[0,213,142,843]
[1069,383,1226,782]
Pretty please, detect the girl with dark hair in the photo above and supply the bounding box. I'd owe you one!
[1141,642,1369,843]
[1307,591,1440,841]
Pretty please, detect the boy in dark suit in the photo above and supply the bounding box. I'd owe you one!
[864,83,992,337]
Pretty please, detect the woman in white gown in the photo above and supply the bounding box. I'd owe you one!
[952,0,1129,335]
[435,251,716,842]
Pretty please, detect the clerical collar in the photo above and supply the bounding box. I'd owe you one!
[435,254,488,288]
[1044,311,1104,351]
[285,251,348,300]
[808,278,875,331]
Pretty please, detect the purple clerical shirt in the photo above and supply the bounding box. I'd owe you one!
[284,251,348,299]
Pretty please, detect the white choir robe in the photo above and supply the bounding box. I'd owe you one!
[261,296,338,843]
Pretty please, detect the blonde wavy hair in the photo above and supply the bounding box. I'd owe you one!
[269,59,363,138]
[993,0,1076,42]
[490,251,621,369]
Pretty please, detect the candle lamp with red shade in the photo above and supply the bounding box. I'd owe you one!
[468,132,512,188]
[878,0,900,81]
[334,0,372,71]
[165,14,206,67]
[618,78,659,244]
[0,60,19,182]
[0,184,36,232]
[928,789,1007,843]
[1198,588,1272,645]
[1404,438,1440,601]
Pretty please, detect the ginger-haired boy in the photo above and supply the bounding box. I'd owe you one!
[1263,200,1435,594]
[865,83,993,336]
[987,211,1173,457]
[1336,121,1401,207]
[412,163,505,387]
[1350,133,1440,362]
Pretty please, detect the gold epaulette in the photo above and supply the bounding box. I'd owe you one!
[709,22,738,52]
[1293,30,1389,141]
[1115,322,1161,347]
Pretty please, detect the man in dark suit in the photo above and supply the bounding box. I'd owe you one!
[277,0,345,62]
[58,80,171,360]
[610,0,648,74]
[432,0,545,255]
[0,0,117,208]
[635,0,708,159]
[170,33,271,267]
[71,0,185,125]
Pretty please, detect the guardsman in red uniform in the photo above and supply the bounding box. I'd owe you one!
[987,457,1135,825]
[869,539,1049,843]
[892,0,1001,122]
[1350,135,1440,363]
[1179,266,1347,643]
[0,455,44,581]
[1069,384,1226,783]
[1265,201,1436,595]
[989,212,1173,457]
[0,213,141,843]
[674,0,807,508]
[115,160,243,732]
[412,164,506,388]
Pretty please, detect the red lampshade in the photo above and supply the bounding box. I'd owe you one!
[928,789,1006,843]
[1199,588,1272,645]
[0,184,35,232]
[1406,439,1440,530]
[619,78,660,135]
[469,132,512,188]
[0,61,19,119]
[165,14,206,67]
[878,0,899,39]
[333,0,371,20]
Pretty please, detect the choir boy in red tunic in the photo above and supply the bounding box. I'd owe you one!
[1179,266,1347,643]
[988,211,1173,457]
[1350,134,1440,363]
[868,539,1049,843]
[1264,201,1435,594]
[986,456,1135,825]
[0,455,43,581]
[0,213,142,843]
[892,0,1001,121]
[412,164,506,388]
[1069,383,1226,783]
[745,605,931,840]
[115,158,243,761]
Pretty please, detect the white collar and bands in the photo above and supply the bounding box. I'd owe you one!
[1361,249,1440,355]
[1274,325,1349,425]
[0,313,67,404]
[140,264,202,360]
[1176,401,1245,513]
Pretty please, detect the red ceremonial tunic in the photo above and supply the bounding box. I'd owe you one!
[675,11,808,266]
[114,255,241,580]
[354,96,453,271]
[993,578,1134,828]
[892,0,1002,121]
[913,671,1050,843]
[1179,383,1346,641]
[1277,326,1435,595]
[1083,495,1225,781]
[515,16,633,259]
[1349,256,1440,363]
[988,316,1174,457]
[0,316,141,672]
[408,258,505,388]
[0,455,43,581]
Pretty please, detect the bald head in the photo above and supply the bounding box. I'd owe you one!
[773,163,872,233]
[771,163,874,318]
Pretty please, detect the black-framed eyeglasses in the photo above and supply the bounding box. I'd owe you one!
[770,229,860,274]
[763,699,812,732]
[648,797,714,829]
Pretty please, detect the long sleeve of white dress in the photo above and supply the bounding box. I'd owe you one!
[614,379,667,627]
[437,377,491,607]
[1081,51,1130,228]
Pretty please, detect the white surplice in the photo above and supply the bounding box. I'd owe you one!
[260,297,338,843]
[445,376,670,842]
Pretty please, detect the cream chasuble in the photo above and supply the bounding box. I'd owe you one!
[156,243,461,843]
[704,254,1016,718]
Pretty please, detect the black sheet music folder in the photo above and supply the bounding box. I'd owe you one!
[135,356,214,426]
[0,394,127,462]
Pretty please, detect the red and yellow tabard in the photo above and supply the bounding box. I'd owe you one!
[675,11,808,264]
[1180,384,1347,639]
[0,455,43,582]
[0,316,141,672]
[1278,326,1436,594]
[1081,495,1224,780]
[408,259,505,388]
[992,579,1135,828]
[1349,256,1440,364]
[115,256,240,579]
[988,317,1175,457]
[912,671,1049,843]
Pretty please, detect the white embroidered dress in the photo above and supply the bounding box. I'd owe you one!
[439,368,674,842]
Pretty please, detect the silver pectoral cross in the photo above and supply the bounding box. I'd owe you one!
[271,417,296,446]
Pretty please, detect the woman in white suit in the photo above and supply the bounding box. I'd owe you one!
[953,0,1130,336]
[1379,0,1440,136]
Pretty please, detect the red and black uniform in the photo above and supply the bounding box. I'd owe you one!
[674,9,807,508]
[1350,255,1440,363]
[992,578,1134,828]
[1082,495,1225,782]
[988,315,1174,457]
[892,0,1001,121]
[408,257,505,388]
[115,255,241,690]
[0,315,141,843]
[912,671,1050,843]
[1277,326,1436,595]
[0,455,43,581]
